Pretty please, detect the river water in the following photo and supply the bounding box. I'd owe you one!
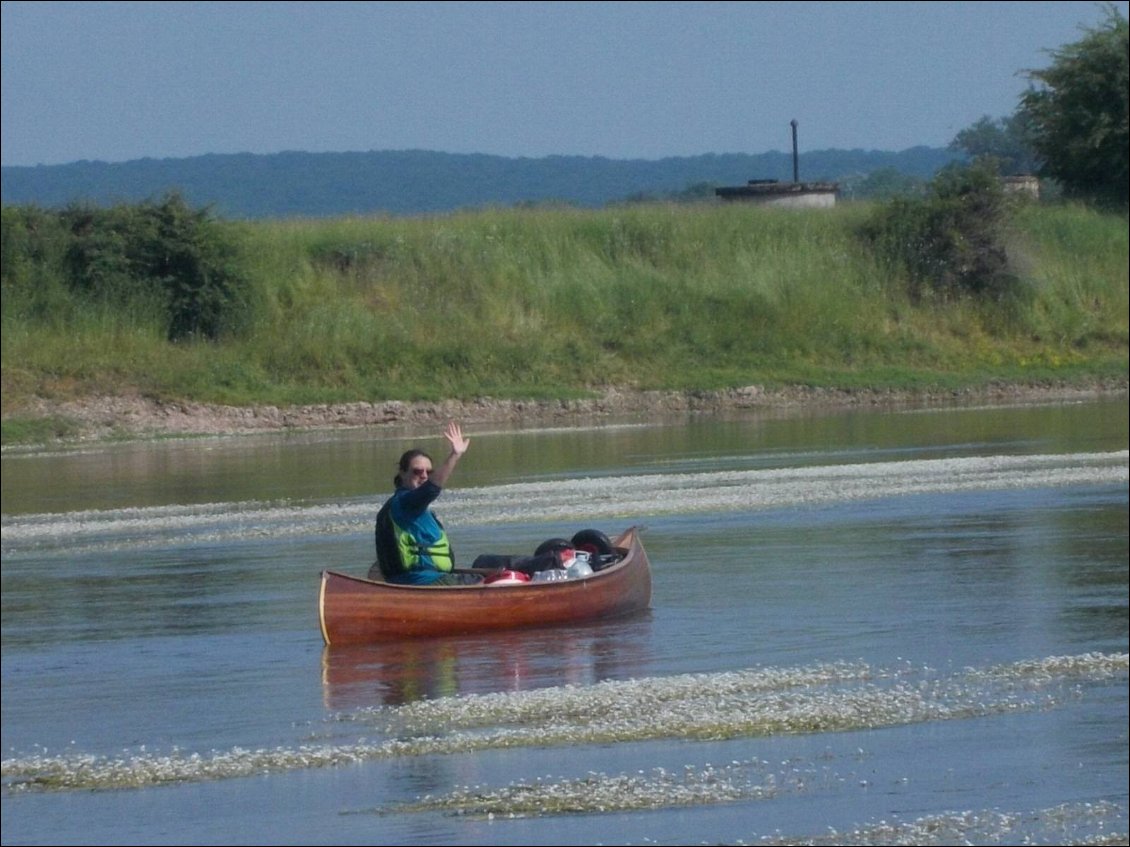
[2,397,1127,846]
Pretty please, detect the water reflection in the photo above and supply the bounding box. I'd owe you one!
[6,396,1126,518]
[321,615,653,710]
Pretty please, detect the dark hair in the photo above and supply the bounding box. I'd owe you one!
[394,449,431,488]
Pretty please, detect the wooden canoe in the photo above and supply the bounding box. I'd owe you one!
[318,526,651,645]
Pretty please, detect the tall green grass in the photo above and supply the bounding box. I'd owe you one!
[2,201,1127,414]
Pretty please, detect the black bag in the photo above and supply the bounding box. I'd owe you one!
[470,552,563,574]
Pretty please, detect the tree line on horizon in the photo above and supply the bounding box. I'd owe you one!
[1,146,961,220]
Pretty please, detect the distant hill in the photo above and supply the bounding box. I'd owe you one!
[0,147,961,219]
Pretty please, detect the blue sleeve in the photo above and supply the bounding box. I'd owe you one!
[394,480,442,518]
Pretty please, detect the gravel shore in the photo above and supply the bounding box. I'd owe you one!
[8,380,1127,445]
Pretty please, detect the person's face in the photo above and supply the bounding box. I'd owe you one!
[402,458,433,490]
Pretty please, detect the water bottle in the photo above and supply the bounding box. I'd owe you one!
[565,551,593,579]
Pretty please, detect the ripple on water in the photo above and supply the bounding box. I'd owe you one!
[3,652,1125,795]
[4,450,1128,557]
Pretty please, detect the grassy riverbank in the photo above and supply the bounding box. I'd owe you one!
[2,200,1127,444]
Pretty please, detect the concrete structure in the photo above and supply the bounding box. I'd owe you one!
[1001,175,1040,200]
[715,179,839,208]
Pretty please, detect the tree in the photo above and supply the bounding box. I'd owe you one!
[948,114,1040,176]
[1020,5,1129,206]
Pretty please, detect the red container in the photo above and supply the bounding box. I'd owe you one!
[483,569,532,586]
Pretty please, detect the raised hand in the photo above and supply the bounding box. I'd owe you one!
[444,421,470,456]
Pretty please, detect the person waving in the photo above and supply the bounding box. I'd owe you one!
[369,421,475,585]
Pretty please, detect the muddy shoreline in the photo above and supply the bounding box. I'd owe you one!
[8,380,1127,446]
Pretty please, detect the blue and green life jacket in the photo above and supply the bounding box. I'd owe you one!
[374,483,454,584]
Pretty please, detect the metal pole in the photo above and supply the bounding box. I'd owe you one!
[791,120,799,183]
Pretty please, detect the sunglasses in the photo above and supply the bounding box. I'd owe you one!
[410,467,432,477]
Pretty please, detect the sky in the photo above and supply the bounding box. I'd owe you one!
[2,1,1127,167]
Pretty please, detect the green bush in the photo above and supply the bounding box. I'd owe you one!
[861,161,1019,301]
[0,205,73,327]
[3,193,253,342]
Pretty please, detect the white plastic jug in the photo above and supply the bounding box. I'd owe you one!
[565,552,593,579]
